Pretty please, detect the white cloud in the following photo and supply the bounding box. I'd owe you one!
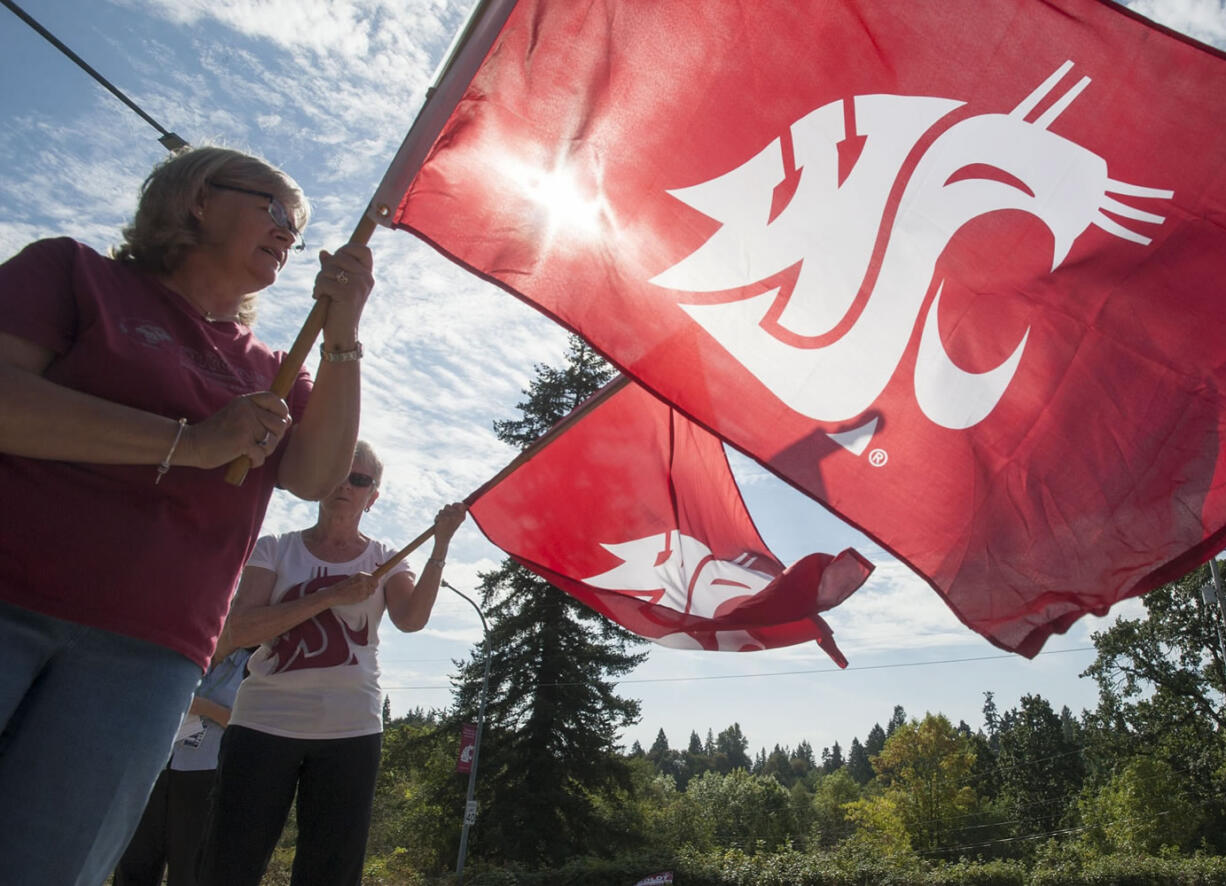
[1127,0,1226,46]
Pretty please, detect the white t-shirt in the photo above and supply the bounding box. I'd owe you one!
[228,530,412,740]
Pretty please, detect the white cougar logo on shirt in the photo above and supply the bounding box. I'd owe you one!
[651,62,1172,433]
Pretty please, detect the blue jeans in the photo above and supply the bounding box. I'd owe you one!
[0,602,202,886]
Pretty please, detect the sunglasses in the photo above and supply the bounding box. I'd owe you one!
[207,182,306,252]
[346,472,375,488]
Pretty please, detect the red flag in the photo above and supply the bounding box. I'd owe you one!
[468,381,872,665]
[389,0,1226,656]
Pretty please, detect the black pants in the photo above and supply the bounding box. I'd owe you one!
[196,725,382,886]
[112,766,217,886]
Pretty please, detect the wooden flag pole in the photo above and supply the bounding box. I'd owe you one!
[224,1,517,487]
[371,374,632,579]
[225,214,379,486]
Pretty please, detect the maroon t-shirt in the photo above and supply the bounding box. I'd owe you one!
[0,238,312,669]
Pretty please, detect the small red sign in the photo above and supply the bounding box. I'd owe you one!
[456,722,477,773]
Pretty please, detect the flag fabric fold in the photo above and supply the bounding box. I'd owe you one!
[468,380,872,664]
[389,0,1226,655]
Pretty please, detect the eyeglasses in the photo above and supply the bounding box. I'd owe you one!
[207,182,305,252]
[347,472,375,488]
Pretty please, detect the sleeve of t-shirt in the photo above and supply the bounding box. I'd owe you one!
[378,541,413,582]
[0,238,81,355]
[246,533,283,572]
[197,648,252,708]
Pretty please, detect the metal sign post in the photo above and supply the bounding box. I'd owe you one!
[445,580,492,884]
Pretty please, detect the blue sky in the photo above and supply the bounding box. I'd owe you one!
[2,0,1223,758]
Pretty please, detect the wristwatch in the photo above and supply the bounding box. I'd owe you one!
[320,342,363,363]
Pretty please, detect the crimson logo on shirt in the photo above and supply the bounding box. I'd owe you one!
[267,574,370,673]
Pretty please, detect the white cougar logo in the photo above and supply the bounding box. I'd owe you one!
[584,530,775,651]
[651,62,1172,433]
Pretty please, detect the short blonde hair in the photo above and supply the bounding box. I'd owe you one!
[114,146,309,325]
[354,440,384,487]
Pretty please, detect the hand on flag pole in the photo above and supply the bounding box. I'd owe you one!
[225,217,377,486]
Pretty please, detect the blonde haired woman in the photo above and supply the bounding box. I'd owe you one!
[199,442,466,886]
[0,146,371,884]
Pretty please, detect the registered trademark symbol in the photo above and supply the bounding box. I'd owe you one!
[868,448,888,467]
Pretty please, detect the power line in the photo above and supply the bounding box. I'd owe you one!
[377,646,1098,691]
[1,0,187,151]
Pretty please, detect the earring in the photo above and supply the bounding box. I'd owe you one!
[364,506,371,513]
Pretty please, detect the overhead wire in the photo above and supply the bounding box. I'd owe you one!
[1,0,186,151]
[377,645,1098,691]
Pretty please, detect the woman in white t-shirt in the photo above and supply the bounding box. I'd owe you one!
[197,441,466,886]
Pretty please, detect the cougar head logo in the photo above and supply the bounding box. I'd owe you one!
[267,573,370,674]
[584,530,782,651]
[652,62,1172,437]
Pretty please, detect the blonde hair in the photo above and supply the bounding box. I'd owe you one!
[114,146,310,325]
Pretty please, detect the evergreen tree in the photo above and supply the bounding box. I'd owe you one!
[684,731,711,787]
[451,337,649,867]
[794,739,816,770]
[715,723,752,772]
[822,740,844,774]
[1058,705,1079,745]
[995,693,1083,837]
[381,695,392,728]
[982,691,1000,749]
[865,723,887,757]
[688,731,705,755]
[648,728,671,766]
[885,704,907,737]
[791,739,816,783]
[762,744,793,785]
[965,728,1000,805]
[846,737,873,785]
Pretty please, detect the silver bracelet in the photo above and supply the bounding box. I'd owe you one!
[427,557,446,568]
[155,418,188,485]
[320,341,363,363]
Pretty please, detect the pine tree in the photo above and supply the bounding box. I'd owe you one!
[451,337,649,867]
[715,722,752,772]
[762,744,793,784]
[685,730,711,786]
[822,740,844,774]
[688,731,705,755]
[846,737,873,785]
[885,704,907,737]
[864,723,886,757]
[793,739,816,770]
[648,728,671,767]
[982,691,1000,746]
[995,694,1084,837]
[381,695,392,728]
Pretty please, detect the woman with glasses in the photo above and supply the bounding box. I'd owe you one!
[0,145,372,884]
[198,441,466,886]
